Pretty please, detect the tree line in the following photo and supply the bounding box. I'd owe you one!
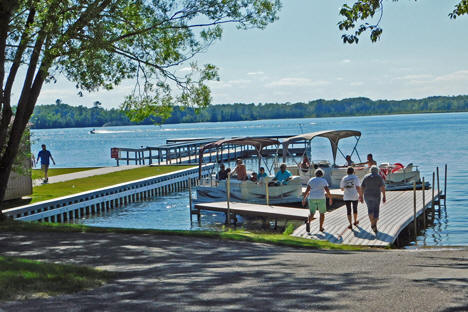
[29,95,468,129]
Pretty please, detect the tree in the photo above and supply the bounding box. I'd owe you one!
[338,0,468,43]
[0,0,281,212]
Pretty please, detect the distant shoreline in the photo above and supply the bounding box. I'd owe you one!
[30,95,468,129]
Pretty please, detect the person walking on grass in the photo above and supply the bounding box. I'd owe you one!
[36,144,55,183]
[302,168,333,233]
[361,165,386,233]
[340,167,363,230]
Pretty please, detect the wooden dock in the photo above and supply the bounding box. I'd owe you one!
[195,201,309,221]
[194,189,440,247]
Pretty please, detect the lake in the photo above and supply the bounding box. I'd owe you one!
[31,112,468,246]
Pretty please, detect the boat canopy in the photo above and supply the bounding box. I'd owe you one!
[282,130,361,164]
[198,137,280,178]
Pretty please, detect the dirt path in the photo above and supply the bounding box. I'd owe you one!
[0,231,467,311]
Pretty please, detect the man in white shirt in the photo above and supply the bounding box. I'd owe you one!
[302,169,333,233]
[340,167,363,230]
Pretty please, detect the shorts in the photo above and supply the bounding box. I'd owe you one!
[308,199,326,214]
[365,199,380,219]
[345,200,358,216]
[41,164,49,170]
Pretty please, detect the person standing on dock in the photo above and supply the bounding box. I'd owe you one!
[340,167,363,229]
[36,144,55,183]
[361,165,386,233]
[302,168,333,233]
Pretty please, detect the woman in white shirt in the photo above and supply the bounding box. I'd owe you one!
[340,167,364,229]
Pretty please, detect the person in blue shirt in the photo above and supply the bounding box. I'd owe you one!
[36,144,55,183]
[269,163,292,186]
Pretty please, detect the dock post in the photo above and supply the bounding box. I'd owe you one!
[265,182,270,206]
[188,178,193,223]
[444,164,447,206]
[226,175,231,225]
[149,149,152,165]
[431,172,435,219]
[413,181,417,242]
[422,177,426,230]
[436,166,440,206]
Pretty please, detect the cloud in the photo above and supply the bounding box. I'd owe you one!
[394,74,434,81]
[434,70,468,82]
[350,81,364,87]
[179,66,192,73]
[341,59,351,64]
[247,71,264,76]
[265,77,330,88]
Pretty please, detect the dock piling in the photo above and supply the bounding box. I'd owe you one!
[422,177,426,230]
[432,172,435,218]
[444,164,448,206]
[188,178,193,223]
[226,175,231,225]
[436,167,440,207]
[413,181,417,242]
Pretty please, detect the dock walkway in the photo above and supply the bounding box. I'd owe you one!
[195,189,439,247]
[32,165,143,186]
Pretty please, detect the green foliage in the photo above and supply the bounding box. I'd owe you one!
[339,0,467,43]
[0,256,113,301]
[30,95,468,129]
[283,223,295,235]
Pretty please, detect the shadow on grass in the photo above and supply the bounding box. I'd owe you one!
[0,256,114,301]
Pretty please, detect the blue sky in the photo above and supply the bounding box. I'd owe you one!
[32,0,468,109]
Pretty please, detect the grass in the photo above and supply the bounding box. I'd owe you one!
[30,165,194,203]
[0,255,114,301]
[0,219,363,251]
[31,167,101,180]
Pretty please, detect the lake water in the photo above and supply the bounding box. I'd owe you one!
[31,112,468,246]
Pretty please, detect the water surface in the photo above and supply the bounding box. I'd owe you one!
[32,112,468,246]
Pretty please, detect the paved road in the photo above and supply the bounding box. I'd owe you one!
[32,165,143,186]
[0,231,467,311]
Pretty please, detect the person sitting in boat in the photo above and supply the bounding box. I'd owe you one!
[250,172,258,183]
[231,159,248,181]
[217,163,228,180]
[357,153,377,168]
[269,163,292,186]
[339,155,355,167]
[258,167,268,182]
[300,154,311,170]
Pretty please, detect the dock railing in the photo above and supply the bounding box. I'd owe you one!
[111,136,309,166]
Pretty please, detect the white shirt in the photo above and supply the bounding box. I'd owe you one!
[340,174,361,201]
[307,177,329,199]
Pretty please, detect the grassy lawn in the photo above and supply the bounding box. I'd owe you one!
[0,219,363,251]
[0,256,113,301]
[31,167,101,180]
[31,165,194,204]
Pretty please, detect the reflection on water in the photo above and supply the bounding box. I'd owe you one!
[34,112,468,246]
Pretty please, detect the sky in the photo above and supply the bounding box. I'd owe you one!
[25,0,468,109]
